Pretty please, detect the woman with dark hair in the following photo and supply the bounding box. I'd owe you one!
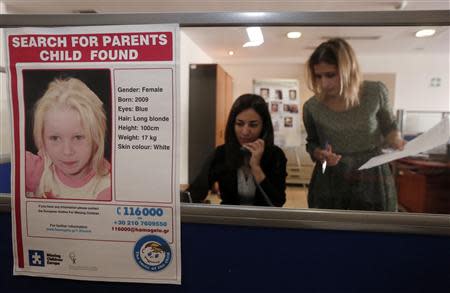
[303,38,405,211]
[187,94,287,206]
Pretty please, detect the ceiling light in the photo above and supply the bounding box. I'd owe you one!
[228,51,234,56]
[415,29,436,38]
[243,27,264,47]
[287,32,302,39]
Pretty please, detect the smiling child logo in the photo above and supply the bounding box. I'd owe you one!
[134,235,172,272]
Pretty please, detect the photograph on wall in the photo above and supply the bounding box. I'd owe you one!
[289,89,297,101]
[253,79,301,147]
[260,87,270,99]
[6,24,181,284]
[275,89,283,100]
[270,101,280,113]
[284,116,294,128]
[286,104,299,113]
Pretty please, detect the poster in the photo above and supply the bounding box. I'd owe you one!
[253,79,301,147]
[6,25,181,284]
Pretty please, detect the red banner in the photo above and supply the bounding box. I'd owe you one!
[8,32,173,63]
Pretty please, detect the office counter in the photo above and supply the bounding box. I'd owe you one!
[2,158,450,291]
[1,205,450,292]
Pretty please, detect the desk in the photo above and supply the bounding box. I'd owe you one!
[394,158,450,214]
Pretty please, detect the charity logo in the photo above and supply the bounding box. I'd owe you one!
[133,235,171,272]
[28,250,45,267]
[69,252,77,264]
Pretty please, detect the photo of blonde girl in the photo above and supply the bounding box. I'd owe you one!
[25,74,111,200]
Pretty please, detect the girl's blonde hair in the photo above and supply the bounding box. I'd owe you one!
[306,38,362,108]
[33,77,108,176]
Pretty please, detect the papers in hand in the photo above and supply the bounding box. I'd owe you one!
[358,118,450,170]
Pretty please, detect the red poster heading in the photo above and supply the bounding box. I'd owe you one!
[8,32,173,63]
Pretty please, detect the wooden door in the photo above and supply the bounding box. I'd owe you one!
[215,66,227,146]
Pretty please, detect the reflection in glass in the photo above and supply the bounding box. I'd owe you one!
[182,26,450,214]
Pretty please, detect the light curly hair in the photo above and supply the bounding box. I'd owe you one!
[306,38,362,108]
[33,77,108,176]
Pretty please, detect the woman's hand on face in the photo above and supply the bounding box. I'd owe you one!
[243,138,265,168]
[313,144,341,167]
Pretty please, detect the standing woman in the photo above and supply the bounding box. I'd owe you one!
[188,94,287,207]
[302,38,405,211]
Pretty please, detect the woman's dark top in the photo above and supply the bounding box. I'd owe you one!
[188,144,287,207]
[302,81,398,211]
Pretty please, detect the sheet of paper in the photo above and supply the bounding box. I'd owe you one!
[7,24,181,284]
[359,118,449,170]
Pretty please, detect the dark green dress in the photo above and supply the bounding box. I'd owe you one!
[302,81,398,211]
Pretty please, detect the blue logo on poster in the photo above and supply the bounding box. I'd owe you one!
[134,235,171,272]
[29,250,45,267]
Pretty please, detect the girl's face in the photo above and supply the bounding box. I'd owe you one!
[43,106,93,179]
[234,108,263,145]
[313,62,341,98]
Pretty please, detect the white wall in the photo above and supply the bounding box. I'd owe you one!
[221,63,303,101]
[179,31,213,183]
[221,53,449,112]
[360,53,449,133]
[359,53,450,111]
[218,53,449,138]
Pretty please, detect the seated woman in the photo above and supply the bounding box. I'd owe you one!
[187,94,287,207]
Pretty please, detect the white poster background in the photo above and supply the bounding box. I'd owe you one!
[253,79,301,147]
[6,25,181,284]
[114,68,174,202]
